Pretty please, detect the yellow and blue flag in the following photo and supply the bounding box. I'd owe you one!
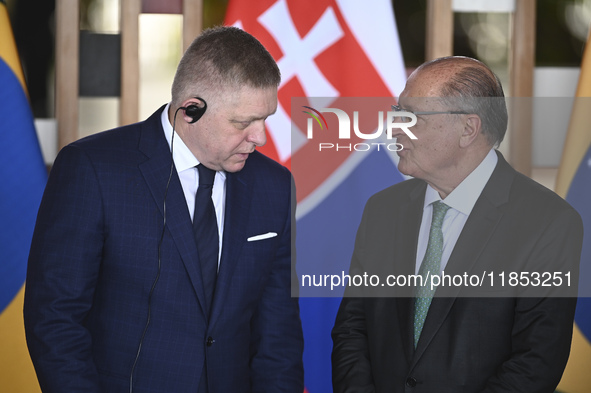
[0,0,47,391]
[555,30,591,393]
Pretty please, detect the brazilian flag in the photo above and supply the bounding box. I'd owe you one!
[555,30,591,393]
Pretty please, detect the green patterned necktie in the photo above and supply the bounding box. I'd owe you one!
[413,200,450,348]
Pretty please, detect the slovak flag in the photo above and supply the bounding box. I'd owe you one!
[225,1,407,391]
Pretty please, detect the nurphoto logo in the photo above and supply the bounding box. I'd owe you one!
[302,105,417,152]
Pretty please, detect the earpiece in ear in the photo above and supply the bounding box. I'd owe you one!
[183,97,207,124]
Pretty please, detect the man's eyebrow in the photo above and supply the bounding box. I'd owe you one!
[399,99,424,112]
[233,110,277,122]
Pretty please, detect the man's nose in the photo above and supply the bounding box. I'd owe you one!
[247,120,267,146]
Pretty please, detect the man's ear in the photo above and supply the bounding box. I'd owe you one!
[180,97,207,124]
[459,114,482,148]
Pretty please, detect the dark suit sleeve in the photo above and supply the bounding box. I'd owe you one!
[332,297,376,393]
[331,203,376,393]
[249,173,304,393]
[480,207,583,393]
[24,145,103,392]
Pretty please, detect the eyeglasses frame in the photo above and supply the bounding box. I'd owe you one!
[391,104,469,116]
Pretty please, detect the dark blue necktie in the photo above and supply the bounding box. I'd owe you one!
[193,164,219,312]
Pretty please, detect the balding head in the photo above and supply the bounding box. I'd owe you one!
[411,56,508,147]
[393,56,507,197]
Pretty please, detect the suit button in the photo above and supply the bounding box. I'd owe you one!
[206,337,214,347]
[406,377,417,387]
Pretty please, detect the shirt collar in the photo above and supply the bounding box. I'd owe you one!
[160,103,226,181]
[161,103,199,173]
[424,149,498,216]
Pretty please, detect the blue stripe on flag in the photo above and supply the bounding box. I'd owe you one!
[297,149,404,392]
[566,144,591,341]
[0,58,47,313]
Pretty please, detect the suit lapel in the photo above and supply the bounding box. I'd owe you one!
[208,169,253,327]
[411,152,514,365]
[394,182,426,363]
[137,107,209,318]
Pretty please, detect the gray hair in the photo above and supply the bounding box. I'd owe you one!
[171,26,281,106]
[416,56,508,147]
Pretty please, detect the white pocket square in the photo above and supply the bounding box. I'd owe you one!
[247,232,277,242]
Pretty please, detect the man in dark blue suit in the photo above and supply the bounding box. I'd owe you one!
[24,26,303,393]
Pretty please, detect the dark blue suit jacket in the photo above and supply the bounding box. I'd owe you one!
[24,107,304,393]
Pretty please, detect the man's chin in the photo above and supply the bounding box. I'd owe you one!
[224,159,248,173]
[396,161,413,178]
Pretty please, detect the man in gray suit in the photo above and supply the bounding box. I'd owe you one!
[332,56,582,393]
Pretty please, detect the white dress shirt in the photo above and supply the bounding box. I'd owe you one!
[161,103,226,264]
[415,149,498,274]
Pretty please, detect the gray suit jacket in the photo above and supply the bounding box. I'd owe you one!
[332,152,583,393]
